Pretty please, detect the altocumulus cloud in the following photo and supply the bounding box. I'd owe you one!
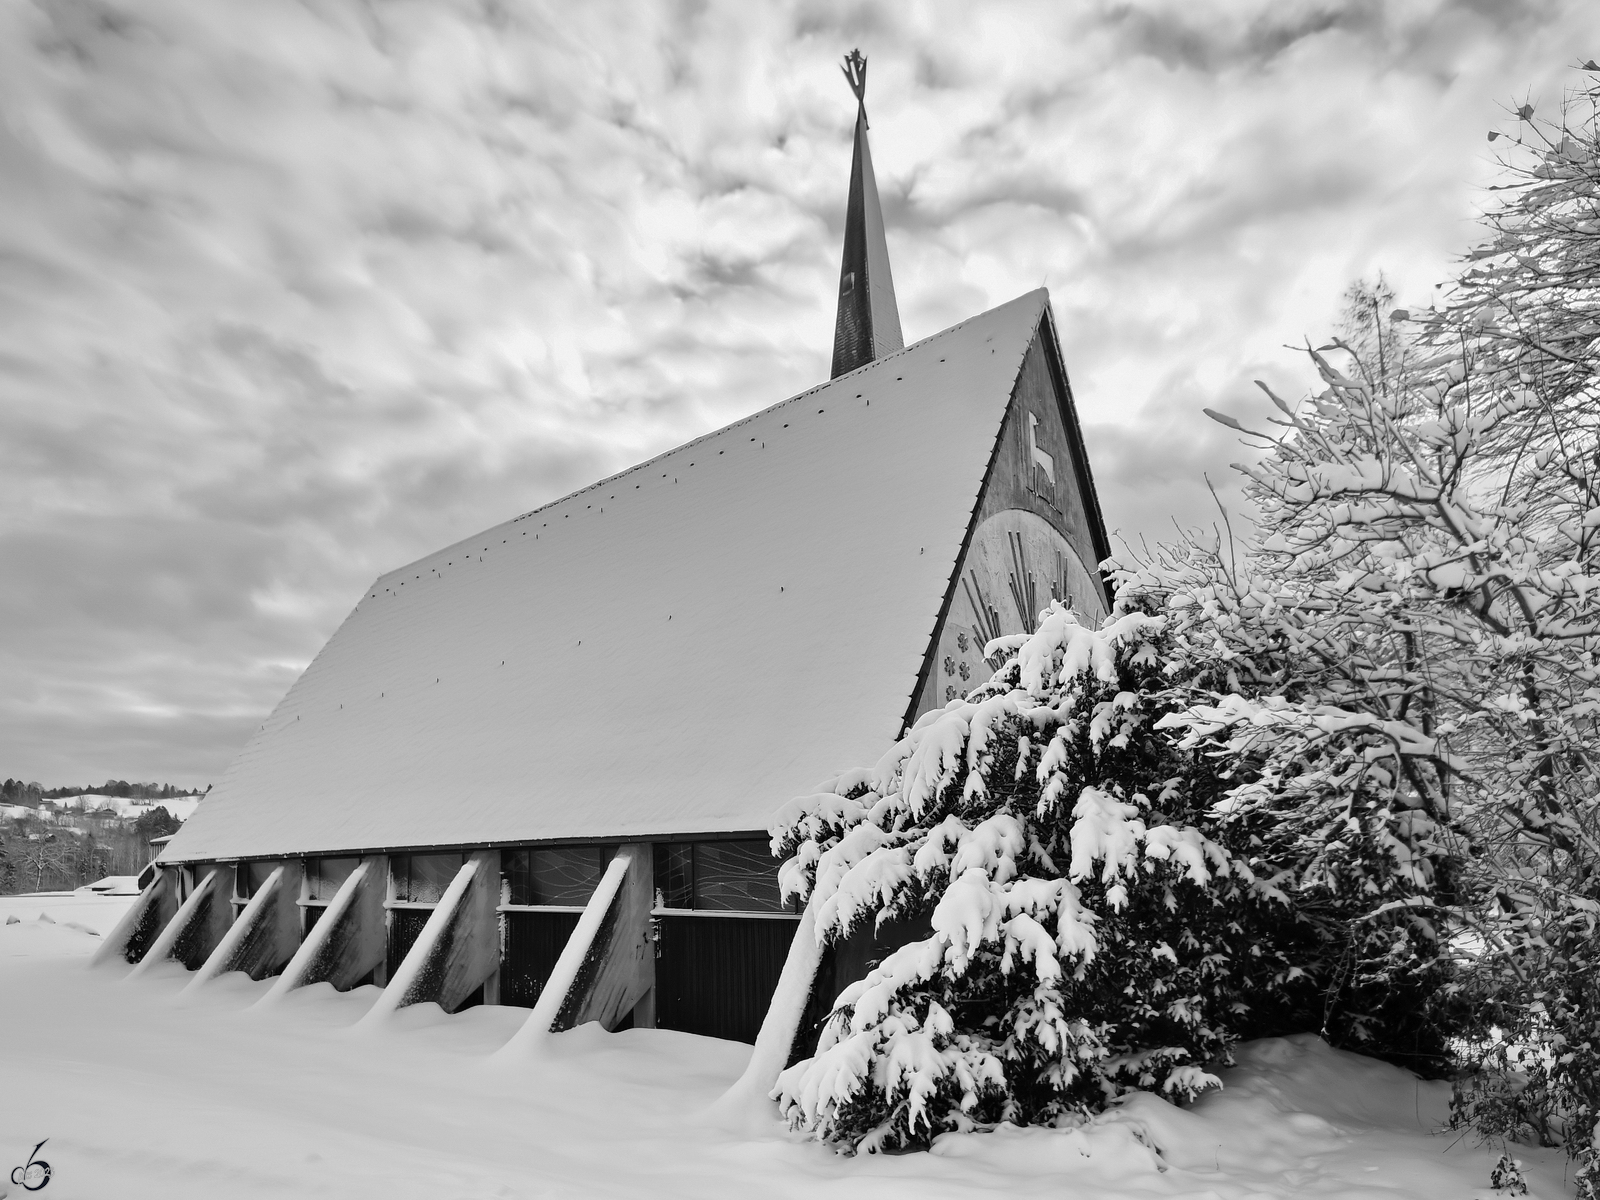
[0,0,1595,783]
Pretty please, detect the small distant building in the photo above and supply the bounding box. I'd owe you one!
[136,835,176,890]
[76,876,144,897]
[102,56,1113,1055]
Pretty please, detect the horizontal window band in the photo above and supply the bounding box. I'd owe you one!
[651,908,800,921]
[157,831,773,868]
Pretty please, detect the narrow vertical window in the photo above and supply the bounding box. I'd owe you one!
[653,843,694,909]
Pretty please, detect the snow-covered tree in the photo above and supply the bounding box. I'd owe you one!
[771,609,1250,1149]
[770,600,1443,1151]
[1123,69,1600,1194]
[1403,75,1600,1195]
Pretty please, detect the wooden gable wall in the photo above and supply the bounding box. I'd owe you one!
[906,310,1112,727]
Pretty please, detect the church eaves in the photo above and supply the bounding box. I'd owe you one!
[830,51,903,379]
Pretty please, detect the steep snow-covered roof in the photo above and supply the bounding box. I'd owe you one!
[163,290,1051,862]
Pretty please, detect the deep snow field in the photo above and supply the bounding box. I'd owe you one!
[0,893,1577,1200]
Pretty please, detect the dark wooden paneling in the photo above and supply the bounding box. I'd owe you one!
[500,911,580,1008]
[387,909,430,979]
[655,916,798,1044]
[798,912,934,1062]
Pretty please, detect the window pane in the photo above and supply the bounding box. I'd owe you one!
[310,857,359,902]
[532,847,606,905]
[503,849,531,906]
[235,861,277,901]
[504,847,606,906]
[693,841,782,913]
[394,852,462,903]
[653,843,693,909]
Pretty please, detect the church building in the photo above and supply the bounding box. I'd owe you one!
[99,53,1112,1061]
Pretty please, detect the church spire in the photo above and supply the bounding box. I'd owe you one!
[830,50,903,379]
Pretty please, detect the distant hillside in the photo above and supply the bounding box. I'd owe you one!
[0,789,206,895]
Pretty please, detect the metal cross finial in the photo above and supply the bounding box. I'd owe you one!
[841,49,868,126]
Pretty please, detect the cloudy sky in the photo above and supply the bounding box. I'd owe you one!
[2,0,1597,788]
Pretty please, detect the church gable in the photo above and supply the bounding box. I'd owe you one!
[909,309,1112,725]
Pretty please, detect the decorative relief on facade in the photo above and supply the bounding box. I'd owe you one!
[929,508,1106,708]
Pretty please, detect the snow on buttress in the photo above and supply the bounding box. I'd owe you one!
[163,291,1052,861]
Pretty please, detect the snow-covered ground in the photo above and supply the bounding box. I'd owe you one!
[0,893,1576,1200]
[0,892,140,957]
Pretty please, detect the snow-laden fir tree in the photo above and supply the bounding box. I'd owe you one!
[770,600,1447,1151]
[772,609,1248,1150]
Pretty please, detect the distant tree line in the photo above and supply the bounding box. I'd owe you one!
[1,778,206,805]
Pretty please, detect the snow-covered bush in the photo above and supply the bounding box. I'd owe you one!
[771,604,1439,1152]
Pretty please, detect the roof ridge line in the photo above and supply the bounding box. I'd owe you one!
[376,289,1050,579]
[504,288,1049,522]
